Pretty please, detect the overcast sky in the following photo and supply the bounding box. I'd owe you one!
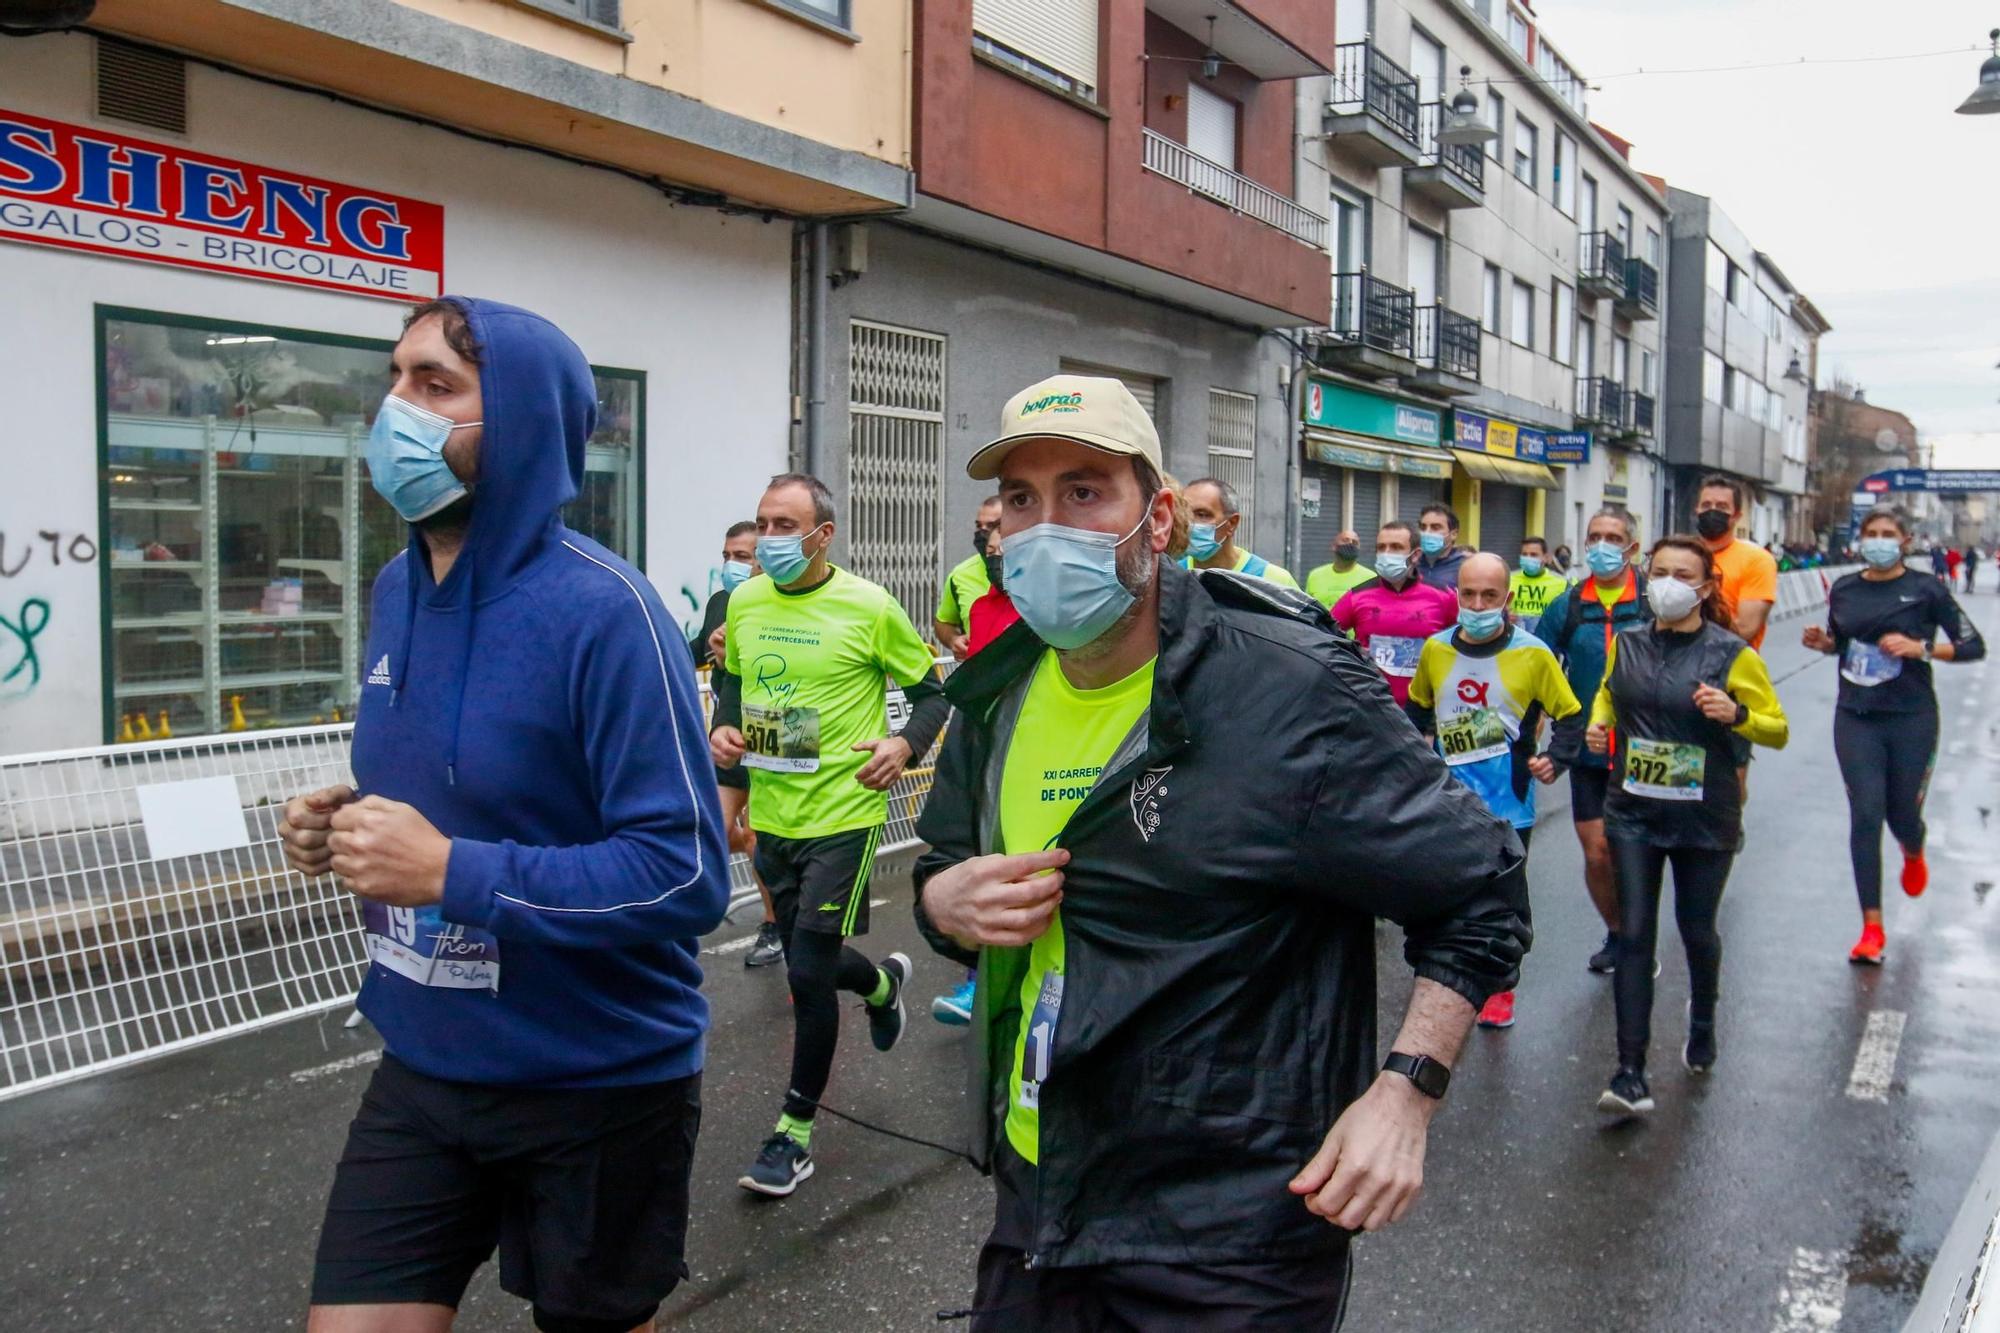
[1532,0,2000,466]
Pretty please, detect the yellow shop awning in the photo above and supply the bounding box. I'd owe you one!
[1455,451,1559,490]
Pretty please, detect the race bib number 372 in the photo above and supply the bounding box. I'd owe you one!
[1623,737,1706,801]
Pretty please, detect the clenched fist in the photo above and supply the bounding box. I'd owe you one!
[326,795,452,908]
[277,784,357,879]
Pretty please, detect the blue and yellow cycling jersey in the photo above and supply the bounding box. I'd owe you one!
[1408,625,1581,829]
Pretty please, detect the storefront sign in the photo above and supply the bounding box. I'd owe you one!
[1544,431,1592,465]
[1454,409,1571,465]
[0,108,443,301]
[1304,434,1453,479]
[1304,377,1441,447]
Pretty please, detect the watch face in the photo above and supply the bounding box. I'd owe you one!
[1413,1059,1450,1098]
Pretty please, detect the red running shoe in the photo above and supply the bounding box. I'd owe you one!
[1901,853,1928,898]
[1849,923,1886,966]
[1477,990,1516,1028]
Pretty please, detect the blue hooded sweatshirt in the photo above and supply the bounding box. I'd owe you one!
[350,297,729,1088]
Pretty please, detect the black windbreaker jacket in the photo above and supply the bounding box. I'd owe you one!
[912,560,1531,1269]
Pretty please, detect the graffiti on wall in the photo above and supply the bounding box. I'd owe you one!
[0,529,97,703]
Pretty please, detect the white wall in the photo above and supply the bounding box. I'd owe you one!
[0,35,792,756]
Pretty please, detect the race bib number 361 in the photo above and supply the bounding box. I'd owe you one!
[1438,707,1509,766]
[1623,737,1706,801]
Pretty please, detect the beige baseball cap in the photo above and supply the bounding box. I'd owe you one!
[966,374,1163,481]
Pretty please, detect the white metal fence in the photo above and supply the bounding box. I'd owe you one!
[0,660,955,1101]
[1140,127,1329,250]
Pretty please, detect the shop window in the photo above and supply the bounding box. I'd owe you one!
[99,309,641,742]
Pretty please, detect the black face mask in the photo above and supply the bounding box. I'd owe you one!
[1695,510,1732,539]
[983,553,1006,588]
[1334,544,1361,563]
[973,528,992,556]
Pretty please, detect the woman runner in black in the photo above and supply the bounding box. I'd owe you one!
[1802,506,1984,965]
[1571,536,1788,1118]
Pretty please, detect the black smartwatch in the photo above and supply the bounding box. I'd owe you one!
[1383,1051,1451,1100]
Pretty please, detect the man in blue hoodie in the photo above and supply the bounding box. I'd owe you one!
[279,297,728,1333]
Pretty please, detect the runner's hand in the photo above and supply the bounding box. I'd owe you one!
[853,735,914,790]
[1585,723,1610,755]
[711,725,747,768]
[706,623,728,665]
[277,784,358,878]
[1527,755,1557,784]
[1877,632,1926,660]
[1692,683,1739,723]
[1801,624,1833,653]
[327,796,450,907]
[1290,1072,1436,1232]
[921,850,1068,948]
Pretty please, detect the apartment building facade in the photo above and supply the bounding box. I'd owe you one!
[815,0,1336,617]
[1291,0,1669,568]
[1662,187,1829,545]
[0,0,912,754]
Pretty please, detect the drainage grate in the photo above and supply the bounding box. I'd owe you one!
[95,37,187,135]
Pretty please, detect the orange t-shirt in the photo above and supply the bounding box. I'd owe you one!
[1711,539,1778,649]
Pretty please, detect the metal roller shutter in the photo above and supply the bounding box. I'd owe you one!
[1480,482,1529,558]
[1352,469,1383,549]
[1396,475,1445,524]
[1299,462,1346,565]
[1060,360,1159,425]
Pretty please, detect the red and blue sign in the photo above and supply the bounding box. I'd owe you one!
[0,107,443,301]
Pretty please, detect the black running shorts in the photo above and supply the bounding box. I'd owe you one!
[311,1055,700,1333]
[754,826,881,940]
[1570,765,1610,824]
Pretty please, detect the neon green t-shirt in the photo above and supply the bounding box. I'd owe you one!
[1001,649,1156,1165]
[724,566,939,839]
[1508,569,1570,624]
[1305,561,1375,608]
[935,553,991,632]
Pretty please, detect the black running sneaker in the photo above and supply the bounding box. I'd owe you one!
[1684,1021,1717,1074]
[1596,1068,1655,1118]
[744,921,784,969]
[738,1134,813,1197]
[867,953,911,1053]
[1588,932,1619,974]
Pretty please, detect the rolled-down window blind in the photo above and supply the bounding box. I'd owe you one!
[974,0,1099,91]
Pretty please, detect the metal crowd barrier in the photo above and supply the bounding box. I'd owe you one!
[0,656,955,1101]
[1771,563,1856,623]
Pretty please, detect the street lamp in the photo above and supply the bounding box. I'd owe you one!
[1201,17,1222,80]
[1783,355,1809,385]
[1957,28,2000,115]
[1438,65,1498,147]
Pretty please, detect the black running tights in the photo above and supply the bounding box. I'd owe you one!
[1610,840,1736,1072]
[783,928,881,1122]
[1833,707,1937,913]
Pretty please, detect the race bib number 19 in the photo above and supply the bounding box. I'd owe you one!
[364,903,501,992]
[1623,736,1706,801]
[742,702,822,773]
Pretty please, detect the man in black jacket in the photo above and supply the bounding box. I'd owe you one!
[914,373,1532,1330]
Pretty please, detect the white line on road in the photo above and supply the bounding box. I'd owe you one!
[1949,740,1968,757]
[290,1050,382,1084]
[1845,1010,1908,1103]
[1771,1246,1848,1332]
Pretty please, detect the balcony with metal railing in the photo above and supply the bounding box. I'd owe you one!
[1578,231,1625,300]
[1140,128,1329,250]
[1627,389,1656,439]
[1322,42,1421,167]
[1406,102,1484,209]
[1618,256,1660,320]
[1309,271,1417,377]
[1576,375,1625,428]
[1409,304,1481,396]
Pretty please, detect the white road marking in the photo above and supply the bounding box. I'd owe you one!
[1771,1246,1848,1332]
[288,1050,382,1084]
[1845,1010,1907,1103]
[1949,740,1968,757]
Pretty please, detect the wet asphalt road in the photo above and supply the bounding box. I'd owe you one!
[3,589,1999,1331]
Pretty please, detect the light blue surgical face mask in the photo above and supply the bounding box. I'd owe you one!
[1859,537,1904,570]
[1458,605,1507,640]
[1375,551,1411,582]
[367,395,481,522]
[1419,530,1448,556]
[1186,522,1223,562]
[1003,512,1150,651]
[720,560,754,592]
[756,526,826,586]
[1520,555,1544,577]
[1585,541,1629,578]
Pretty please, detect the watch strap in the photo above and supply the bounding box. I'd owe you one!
[1383,1051,1449,1099]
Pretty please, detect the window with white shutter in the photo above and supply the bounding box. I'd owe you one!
[1186,84,1238,172]
[973,0,1100,100]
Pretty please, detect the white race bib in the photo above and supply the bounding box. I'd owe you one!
[1623,736,1706,801]
[1370,635,1423,678]
[1438,706,1510,766]
[1017,969,1064,1110]
[1841,640,1905,688]
[742,701,822,773]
